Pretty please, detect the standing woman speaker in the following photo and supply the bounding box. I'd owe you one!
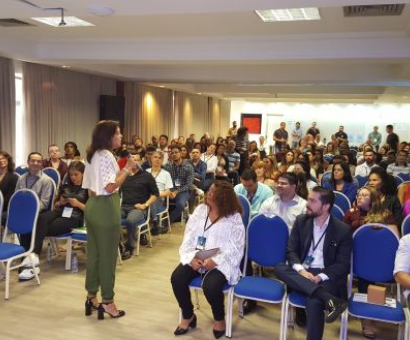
[82,120,137,319]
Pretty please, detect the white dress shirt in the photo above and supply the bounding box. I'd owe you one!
[259,194,307,229]
[354,163,378,177]
[394,234,410,299]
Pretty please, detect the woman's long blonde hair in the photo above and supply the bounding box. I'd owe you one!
[358,186,391,224]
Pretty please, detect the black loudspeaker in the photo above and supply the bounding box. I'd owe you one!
[99,95,125,131]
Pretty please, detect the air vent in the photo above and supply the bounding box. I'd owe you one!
[344,4,405,17]
[0,18,33,27]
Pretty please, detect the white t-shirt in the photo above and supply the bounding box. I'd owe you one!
[146,168,173,192]
[82,150,119,196]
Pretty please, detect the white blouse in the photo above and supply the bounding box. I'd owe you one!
[82,150,119,196]
[201,154,218,174]
[179,204,245,284]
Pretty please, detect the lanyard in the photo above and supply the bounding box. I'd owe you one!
[152,169,161,179]
[203,213,221,234]
[312,228,328,252]
[26,176,39,189]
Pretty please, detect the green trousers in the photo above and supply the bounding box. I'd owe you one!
[84,193,121,302]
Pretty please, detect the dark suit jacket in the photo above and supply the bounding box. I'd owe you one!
[287,214,352,284]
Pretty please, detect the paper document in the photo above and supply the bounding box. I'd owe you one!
[353,293,397,308]
[195,248,220,261]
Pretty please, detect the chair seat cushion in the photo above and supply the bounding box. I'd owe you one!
[0,243,26,260]
[189,276,231,292]
[289,291,307,308]
[71,233,87,242]
[234,276,285,303]
[348,296,406,323]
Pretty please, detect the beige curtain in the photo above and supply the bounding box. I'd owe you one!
[175,92,210,139]
[0,57,16,156]
[22,62,116,159]
[124,83,173,144]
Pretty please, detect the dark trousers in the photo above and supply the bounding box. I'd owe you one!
[171,264,228,321]
[20,210,81,255]
[275,263,339,340]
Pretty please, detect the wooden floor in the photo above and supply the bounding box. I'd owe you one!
[0,224,399,340]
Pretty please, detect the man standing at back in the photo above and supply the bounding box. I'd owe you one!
[227,121,238,137]
[273,122,289,154]
[386,124,399,153]
[368,126,382,152]
[275,187,352,340]
[291,122,303,149]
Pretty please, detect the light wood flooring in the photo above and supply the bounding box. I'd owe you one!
[0,224,399,340]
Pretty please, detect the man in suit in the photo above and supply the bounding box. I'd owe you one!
[275,186,352,340]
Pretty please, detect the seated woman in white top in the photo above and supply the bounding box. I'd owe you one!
[171,181,245,339]
[146,151,174,234]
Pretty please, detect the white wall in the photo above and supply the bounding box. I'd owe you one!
[230,101,410,146]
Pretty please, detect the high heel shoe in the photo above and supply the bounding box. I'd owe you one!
[97,303,126,320]
[85,297,99,316]
[212,329,225,339]
[174,314,197,336]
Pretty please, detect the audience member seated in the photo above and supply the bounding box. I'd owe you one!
[263,156,280,182]
[30,161,88,269]
[275,187,352,340]
[394,234,410,317]
[235,127,249,175]
[368,167,402,226]
[252,161,275,190]
[259,172,307,229]
[171,181,245,338]
[157,134,170,164]
[120,153,159,259]
[293,160,317,190]
[323,162,357,204]
[215,144,230,180]
[355,149,378,177]
[312,149,325,182]
[387,150,409,177]
[61,141,82,165]
[146,151,174,235]
[201,144,218,191]
[16,152,54,281]
[181,145,191,161]
[280,150,296,173]
[188,148,207,191]
[378,150,396,170]
[165,146,194,223]
[141,145,156,170]
[42,144,68,180]
[234,169,273,217]
[226,140,240,185]
[397,168,410,205]
[133,137,146,158]
[0,151,19,223]
[324,142,337,156]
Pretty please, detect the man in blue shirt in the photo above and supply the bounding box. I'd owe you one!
[234,169,273,217]
[187,148,207,191]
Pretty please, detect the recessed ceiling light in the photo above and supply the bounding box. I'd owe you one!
[62,65,70,68]
[32,16,95,27]
[87,5,115,16]
[159,85,165,88]
[197,93,202,95]
[255,8,321,22]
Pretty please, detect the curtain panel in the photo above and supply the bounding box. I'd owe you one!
[124,83,173,144]
[22,62,116,159]
[0,57,16,156]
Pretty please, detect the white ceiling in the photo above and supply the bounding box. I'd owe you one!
[2,0,410,102]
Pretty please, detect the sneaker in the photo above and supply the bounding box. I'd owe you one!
[18,267,40,281]
[140,234,148,246]
[21,254,40,268]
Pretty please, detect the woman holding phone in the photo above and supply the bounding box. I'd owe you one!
[171,181,245,339]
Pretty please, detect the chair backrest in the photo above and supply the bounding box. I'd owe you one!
[402,214,410,236]
[330,205,344,221]
[237,194,251,228]
[15,165,28,176]
[321,171,332,186]
[333,191,351,213]
[354,175,368,189]
[245,214,289,268]
[47,180,57,211]
[352,223,399,283]
[0,190,3,216]
[395,175,404,186]
[43,167,61,189]
[4,189,40,237]
[397,173,410,182]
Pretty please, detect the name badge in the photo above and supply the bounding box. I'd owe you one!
[196,236,206,250]
[175,179,181,188]
[62,207,73,218]
[302,253,315,270]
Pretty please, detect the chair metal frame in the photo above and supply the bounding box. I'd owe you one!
[340,223,410,340]
[354,175,368,189]
[331,204,345,221]
[333,191,351,214]
[0,189,40,299]
[402,214,410,236]
[236,194,251,228]
[157,196,171,233]
[121,207,152,256]
[43,167,61,190]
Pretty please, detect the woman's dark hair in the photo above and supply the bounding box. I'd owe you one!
[64,141,78,154]
[236,127,248,139]
[281,151,295,166]
[86,120,119,163]
[216,144,226,156]
[295,172,308,199]
[369,166,397,196]
[0,151,15,173]
[294,160,311,182]
[330,162,353,187]
[67,161,85,185]
[314,148,324,164]
[205,180,243,217]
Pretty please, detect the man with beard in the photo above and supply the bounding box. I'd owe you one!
[275,187,352,340]
[355,149,379,177]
